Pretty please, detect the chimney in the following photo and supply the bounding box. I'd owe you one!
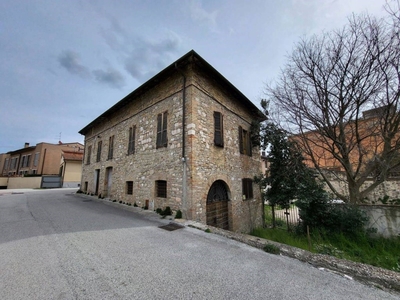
[24,142,29,148]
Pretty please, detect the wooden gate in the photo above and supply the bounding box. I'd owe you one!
[206,180,230,230]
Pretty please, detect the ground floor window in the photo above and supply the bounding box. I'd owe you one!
[126,181,133,195]
[155,180,167,198]
[242,178,253,200]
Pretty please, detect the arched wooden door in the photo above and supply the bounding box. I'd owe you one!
[206,180,230,230]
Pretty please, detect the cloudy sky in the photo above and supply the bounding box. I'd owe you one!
[0,0,389,153]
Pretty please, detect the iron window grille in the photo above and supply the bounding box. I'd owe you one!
[156,180,167,198]
[126,181,133,195]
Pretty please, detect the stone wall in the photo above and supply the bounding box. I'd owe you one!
[323,171,400,203]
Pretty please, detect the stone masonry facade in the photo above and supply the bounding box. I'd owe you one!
[80,51,266,233]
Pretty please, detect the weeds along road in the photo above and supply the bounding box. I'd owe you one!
[0,189,397,300]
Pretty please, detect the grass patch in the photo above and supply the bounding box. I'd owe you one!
[251,227,400,272]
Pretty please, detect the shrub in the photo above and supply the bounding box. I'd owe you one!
[156,208,163,215]
[163,206,172,216]
[296,195,368,237]
[263,243,280,255]
[175,210,182,219]
[133,202,138,207]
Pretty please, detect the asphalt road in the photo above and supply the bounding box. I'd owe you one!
[0,189,397,300]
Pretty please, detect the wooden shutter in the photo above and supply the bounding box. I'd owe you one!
[239,126,244,154]
[156,113,162,148]
[214,112,223,147]
[162,112,168,146]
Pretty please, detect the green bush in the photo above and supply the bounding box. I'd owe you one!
[296,195,368,237]
[156,208,163,214]
[175,210,182,219]
[263,243,280,255]
[163,206,172,216]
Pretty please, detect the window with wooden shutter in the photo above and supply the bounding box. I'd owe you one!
[128,126,136,155]
[214,111,224,147]
[107,136,114,160]
[242,178,254,200]
[86,145,92,164]
[239,126,252,156]
[96,141,102,162]
[156,112,168,148]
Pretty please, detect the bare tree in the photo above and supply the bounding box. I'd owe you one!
[266,12,400,203]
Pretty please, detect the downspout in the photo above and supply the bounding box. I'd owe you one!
[175,62,188,218]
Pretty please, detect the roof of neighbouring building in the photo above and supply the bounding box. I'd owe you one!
[62,151,84,161]
[79,50,266,135]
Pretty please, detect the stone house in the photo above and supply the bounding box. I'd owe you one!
[79,50,266,233]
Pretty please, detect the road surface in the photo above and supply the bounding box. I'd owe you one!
[0,189,397,299]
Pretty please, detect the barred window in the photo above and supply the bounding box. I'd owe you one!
[156,112,168,148]
[126,181,133,195]
[155,180,167,198]
[242,178,254,200]
[214,111,224,147]
[96,141,102,162]
[128,126,136,155]
[239,126,252,156]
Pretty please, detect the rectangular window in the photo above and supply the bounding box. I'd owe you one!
[33,152,40,167]
[155,180,167,198]
[3,158,9,171]
[239,126,252,156]
[128,126,136,155]
[108,136,114,160]
[10,157,18,170]
[21,156,26,168]
[156,112,168,148]
[96,141,102,162]
[87,145,92,164]
[242,178,254,200]
[214,111,224,147]
[26,155,31,168]
[126,181,133,195]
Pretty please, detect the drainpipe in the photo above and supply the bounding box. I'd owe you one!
[175,62,188,218]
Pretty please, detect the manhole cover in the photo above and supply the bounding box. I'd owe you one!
[158,223,184,231]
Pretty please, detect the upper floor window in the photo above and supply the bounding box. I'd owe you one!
[96,141,102,162]
[20,156,26,168]
[26,154,31,167]
[128,125,136,155]
[33,152,40,167]
[156,112,168,148]
[108,136,114,160]
[239,126,252,156]
[3,158,9,171]
[242,178,254,200]
[86,145,92,164]
[214,111,224,147]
